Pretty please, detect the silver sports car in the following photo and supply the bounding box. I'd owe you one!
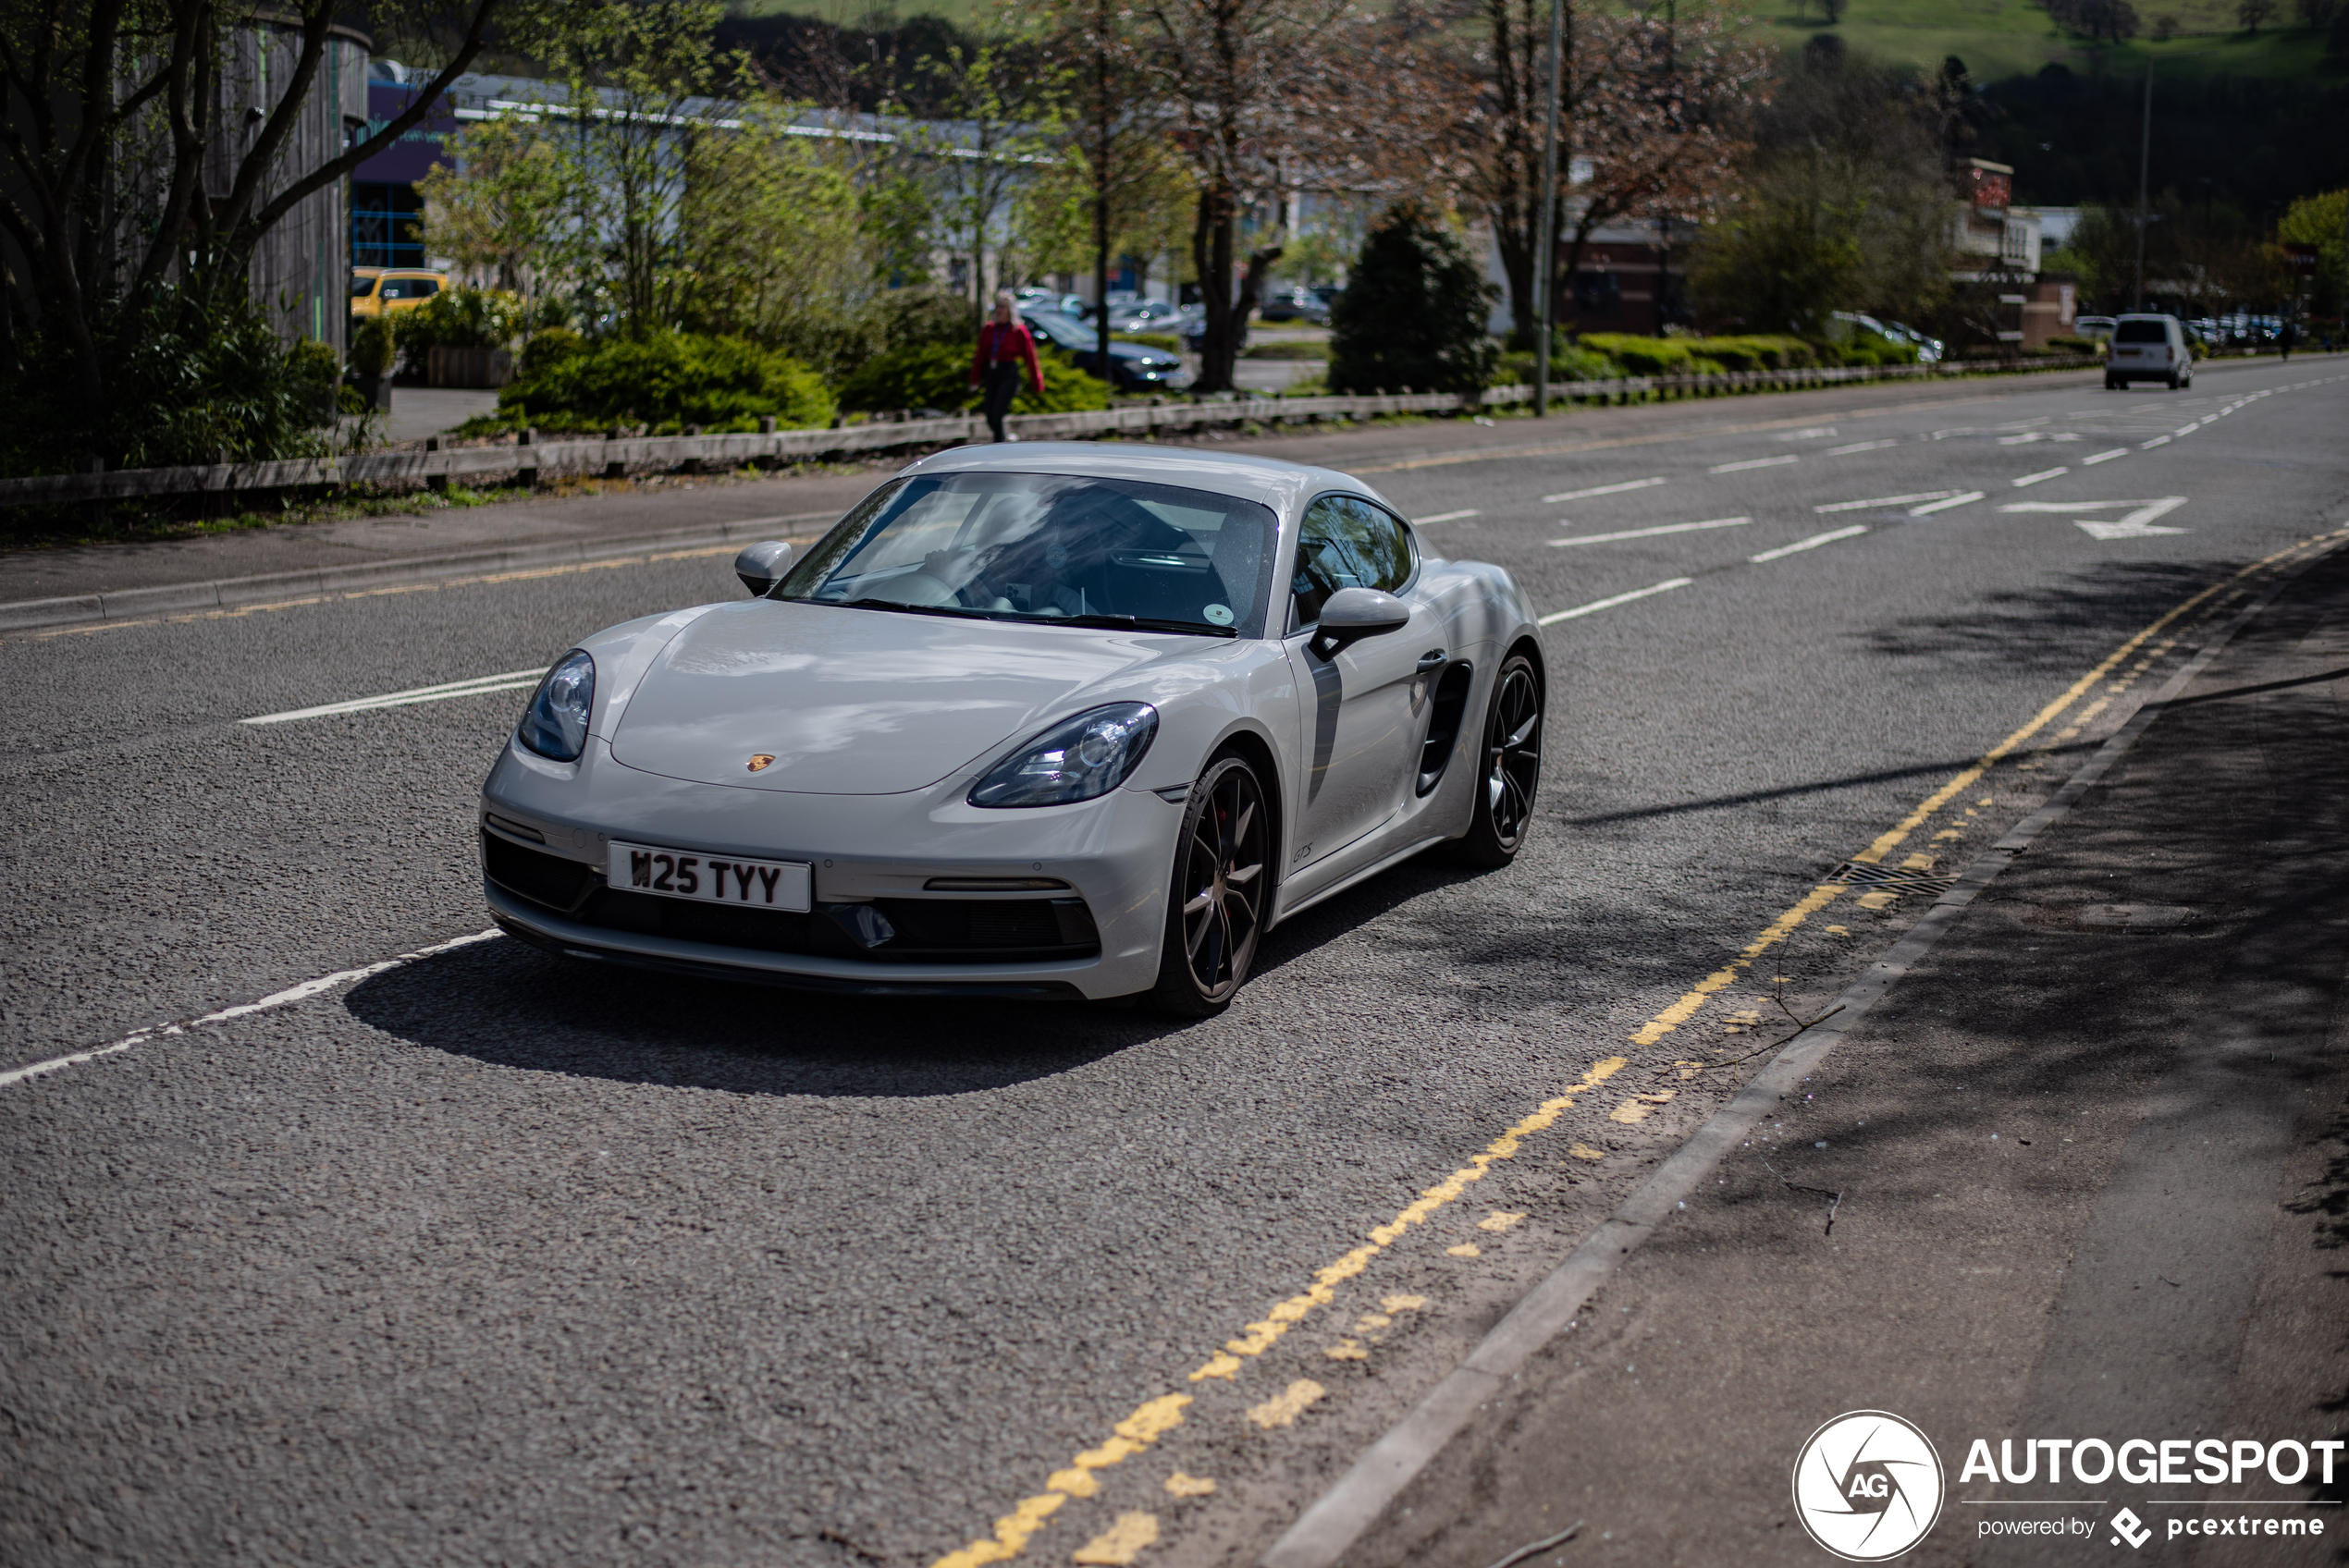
[478,445,1544,1012]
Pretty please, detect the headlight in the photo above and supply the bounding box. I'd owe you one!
[518,649,595,761]
[969,703,1158,808]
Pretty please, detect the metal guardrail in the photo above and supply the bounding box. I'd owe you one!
[0,356,2106,508]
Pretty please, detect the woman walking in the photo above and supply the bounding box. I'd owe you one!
[969,292,1044,443]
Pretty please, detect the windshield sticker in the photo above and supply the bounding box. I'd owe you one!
[1203,604,1235,626]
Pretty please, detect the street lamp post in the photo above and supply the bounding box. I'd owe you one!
[1532,0,1565,417]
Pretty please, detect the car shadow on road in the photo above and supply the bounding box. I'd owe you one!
[344,849,1510,1096]
[1862,557,2245,667]
[343,936,1155,1096]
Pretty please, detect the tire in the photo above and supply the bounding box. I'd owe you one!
[1453,653,1543,868]
[2166,371,2181,391]
[1143,754,1271,1015]
[2104,374,2121,390]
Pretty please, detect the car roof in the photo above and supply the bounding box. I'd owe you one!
[2115,312,2178,322]
[894,442,1391,516]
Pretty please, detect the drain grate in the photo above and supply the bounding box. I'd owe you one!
[1819,860,1955,895]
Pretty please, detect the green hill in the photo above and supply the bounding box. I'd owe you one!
[1758,1,2335,84]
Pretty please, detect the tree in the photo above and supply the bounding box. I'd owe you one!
[911,33,1066,325]
[418,116,575,299]
[1459,0,1765,348]
[1327,201,1498,393]
[2237,0,2276,29]
[0,0,527,465]
[1691,44,1954,334]
[2278,189,2345,316]
[1130,0,1445,391]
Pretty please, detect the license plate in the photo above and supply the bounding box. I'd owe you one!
[609,840,812,912]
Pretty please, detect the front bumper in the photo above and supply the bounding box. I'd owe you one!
[479,738,1180,1000]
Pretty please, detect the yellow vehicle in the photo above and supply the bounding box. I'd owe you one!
[350,267,448,317]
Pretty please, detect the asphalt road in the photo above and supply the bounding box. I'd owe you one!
[3,358,2344,1568]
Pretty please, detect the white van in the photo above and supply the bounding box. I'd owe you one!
[2105,313,2194,391]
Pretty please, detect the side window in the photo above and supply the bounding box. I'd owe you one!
[1291,495,1415,629]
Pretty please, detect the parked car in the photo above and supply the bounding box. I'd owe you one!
[2073,314,2116,340]
[2105,312,2194,390]
[350,267,448,317]
[1258,286,1331,325]
[477,445,1544,1011]
[1022,308,1192,394]
[1015,287,1093,319]
[1108,299,1186,333]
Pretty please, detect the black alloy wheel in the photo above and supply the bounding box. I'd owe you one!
[1455,653,1543,867]
[1147,755,1270,1015]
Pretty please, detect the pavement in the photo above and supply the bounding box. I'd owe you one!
[381,386,501,445]
[2,354,2343,1568]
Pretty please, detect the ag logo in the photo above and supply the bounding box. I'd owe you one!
[1791,1410,1946,1561]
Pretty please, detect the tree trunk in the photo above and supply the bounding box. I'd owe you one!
[1191,182,1240,391]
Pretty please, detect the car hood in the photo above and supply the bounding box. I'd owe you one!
[607,599,1188,795]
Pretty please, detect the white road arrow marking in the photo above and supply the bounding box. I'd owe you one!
[1998,496,2189,539]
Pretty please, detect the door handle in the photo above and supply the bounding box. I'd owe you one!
[1416,649,1448,672]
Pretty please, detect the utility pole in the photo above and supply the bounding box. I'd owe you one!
[1093,0,1112,377]
[2133,59,2152,312]
[1532,0,1566,416]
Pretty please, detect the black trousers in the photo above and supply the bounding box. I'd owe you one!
[981,362,1021,441]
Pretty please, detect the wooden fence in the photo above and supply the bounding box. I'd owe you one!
[0,356,2107,508]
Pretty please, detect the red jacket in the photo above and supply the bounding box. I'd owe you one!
[970,320,1044,396]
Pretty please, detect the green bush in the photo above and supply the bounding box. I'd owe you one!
[1329,200,1499,394]
[1241,340,1326,360]
[1690,335,1815,370]
[496,332,834,434]
[394,287,523,355]
[1495,345,1621,386]
[874,287,978,351]
[2048,334,2102,355]
[519,326,586,380]
[836,342,1110,417]
[1118,332,1184,352]
[1581,333,1695,376]
[349,315,397,378]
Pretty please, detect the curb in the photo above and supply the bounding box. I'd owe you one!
[1256,527,2349,1568]
[0,512,838,634]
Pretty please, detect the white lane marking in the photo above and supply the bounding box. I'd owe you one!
[0,930,504,1090]
[1542,477,1666,504]
[1777,426,1838,440]
[1750,524,1867,563]
[1908,491,1986,517]
[2083,447,2130,465]
[2141,435,2171,448]
[1538,578,1694,625]
[2012,467,2069,486]
[1814,491,1961,512]
[1709,455,1800,473]
[1547,516,1752,547]
[241,668,546,726]
[1416,509,1480,524]
[1997,433,2047,445]
[1825,439,1898,455]
[2000,496,2190,539]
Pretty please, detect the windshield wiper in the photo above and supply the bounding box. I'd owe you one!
[1054,613,1239,638]
[834,597,995,620]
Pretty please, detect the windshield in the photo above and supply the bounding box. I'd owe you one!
[2114,320,2167,343]
[779,472,1280,637]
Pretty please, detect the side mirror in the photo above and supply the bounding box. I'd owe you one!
[734,540,793,597]
[1310,586,1410,660]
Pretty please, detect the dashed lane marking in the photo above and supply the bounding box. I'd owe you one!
[1710,454,1800,473]
[1825,439,1899,454]
[0,929,502,1089]
[19,542,757,641]
[1542,477,1668,503]
[1537,578,1693,624]
[2083,447,2130,465]
[240,668,546,725]
[1546,517,1751,547]
[1751,525,1867,563]
[1415,509,1481,524]
[1908,491,1986,517]
[1814,491,1960,512]
[2013,467,2069,486]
